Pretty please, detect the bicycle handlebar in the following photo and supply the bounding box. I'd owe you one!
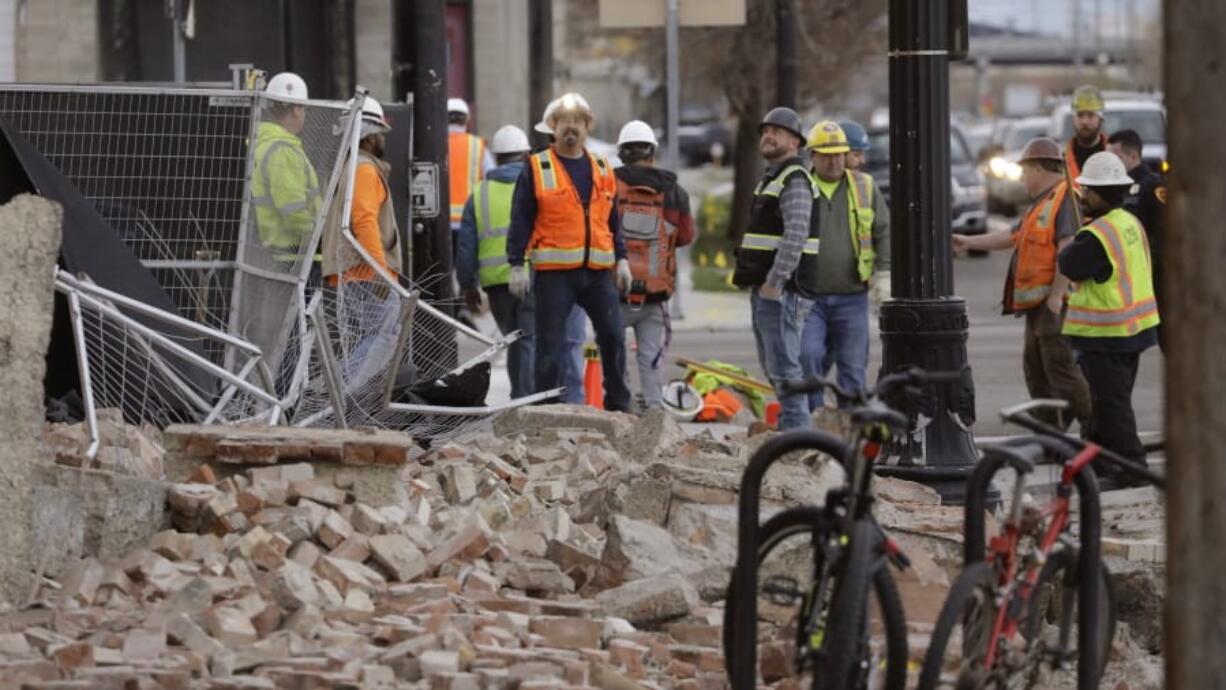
[782,366,963,403]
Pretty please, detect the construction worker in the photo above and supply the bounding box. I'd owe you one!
[838,120,871,172]
[730,107,817,430]
[321,96,400,289]
[799,121,890,411]
[1058,151,1160,483]
[952,137,1091,430]
[613,120,696,410]
[447,98,495,231]
[506,93,633,411]
[1065,85,1108,180]
[1107,129,1167,350]
[253,72,322,273]
[456,125,536,398]
[533,96,590,405]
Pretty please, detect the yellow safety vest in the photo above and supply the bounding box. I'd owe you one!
[251,121,322,261]
[1062,208,1161,338]
[474,178,516,287]
[843,170,877,282]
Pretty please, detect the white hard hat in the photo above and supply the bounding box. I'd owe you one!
[1076,151,1134,187]
[346,95,390,133]
[447,98,470,117]
[547,92,594,129]
[491,125,531,155]
[617,120,658,148]
[660,381,705,422]
[535,98,561,135]
[266,72,308,102]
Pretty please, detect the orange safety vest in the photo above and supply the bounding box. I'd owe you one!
[1063,133,1107,182]
[449,131,486,224]
[528,148,618,271]
[1011,181,1070,311]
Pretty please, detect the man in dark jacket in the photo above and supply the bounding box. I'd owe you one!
[612,120,696,410]
[1107,129,1167,350]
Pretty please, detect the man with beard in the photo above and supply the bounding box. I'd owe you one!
[730,107,817,430]
[1064,85,1109,181]
[506,93,633,411]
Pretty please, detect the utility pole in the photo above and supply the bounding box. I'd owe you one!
[877,0,978,502]
[1072,0,1083,77]
[170,0,186,83]
[1164,2,1226,687]
[528,0,553,147]
[775,0,796,109]
[665,0,680,169]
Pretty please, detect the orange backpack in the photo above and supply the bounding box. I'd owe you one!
[616,180,677,303]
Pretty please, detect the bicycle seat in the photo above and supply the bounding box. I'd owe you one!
[850,406,909,431]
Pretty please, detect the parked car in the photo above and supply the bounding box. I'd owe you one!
[862,123,988,239]
[983,116,1051,215]
[676,105,733,167]
[1049,95,1167,172]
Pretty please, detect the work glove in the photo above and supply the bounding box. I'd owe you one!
[616,258,633,296]
[869,270,892,306]
[509,265,530,300]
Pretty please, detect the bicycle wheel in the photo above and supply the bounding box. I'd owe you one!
[916,562,1000,690]
[1022,548,1116,684]
[724,508,907,690]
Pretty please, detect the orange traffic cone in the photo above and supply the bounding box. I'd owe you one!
[583,344,603,409]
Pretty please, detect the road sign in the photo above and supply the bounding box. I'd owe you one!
[598,0,744,28]
[410,162,440,218]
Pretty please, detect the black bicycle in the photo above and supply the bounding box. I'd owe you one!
[724,367,963,690]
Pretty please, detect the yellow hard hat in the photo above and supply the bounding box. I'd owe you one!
[807,120,850,154]
[1072,85,1105,114]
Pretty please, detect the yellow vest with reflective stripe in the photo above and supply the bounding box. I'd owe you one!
[474,178,516,287]
[843,169,877,282]
[251,122,322,258]
[1062,208,1160,338]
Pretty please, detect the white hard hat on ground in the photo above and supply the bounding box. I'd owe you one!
[491,125,531,155]
[1076,151,1134,187]
[447,98,470,117]
[617,120,658,147]
[660,380,705,422]
[265,72,308,102]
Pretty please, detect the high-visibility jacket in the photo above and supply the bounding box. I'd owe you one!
[841,169,878,283]
[473,178,516,287]
[731,158,818,291]
[1062,208,1160,338]
[528,148,618,271]
[251,121,322,260]
[1011,181,1070,310]
[449,131,486,225]
[1064,133,1107,182]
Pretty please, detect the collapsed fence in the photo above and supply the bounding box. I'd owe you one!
[0,82,556,454]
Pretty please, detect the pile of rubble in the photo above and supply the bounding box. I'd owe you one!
[3,404,1166,689]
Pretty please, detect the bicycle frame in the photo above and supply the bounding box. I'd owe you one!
[964,441,1104,690]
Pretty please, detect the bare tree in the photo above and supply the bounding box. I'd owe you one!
[566,0,886,238]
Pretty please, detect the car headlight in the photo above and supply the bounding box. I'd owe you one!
[988,156,1009,178]
[1003,162,1023,181]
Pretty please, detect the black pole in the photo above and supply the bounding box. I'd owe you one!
[876,0,978,502]
[775,0,796,108]
[280,0,294,73]
[528,0,554,148]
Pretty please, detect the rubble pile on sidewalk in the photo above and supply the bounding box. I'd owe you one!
[2,404,1167,689]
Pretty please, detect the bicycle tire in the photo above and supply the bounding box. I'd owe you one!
[1022,548,1116,684]
[813,517,878,689]
[916,561,998,690]
[723,508,908,690]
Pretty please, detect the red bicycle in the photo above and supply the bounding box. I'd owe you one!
[917,399,1164,690]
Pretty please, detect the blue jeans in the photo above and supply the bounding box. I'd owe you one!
[534,269,631,412]
[487,285,535,399]
[560,306,587,404]
[751,288,812,430]
[800,291,870,410]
